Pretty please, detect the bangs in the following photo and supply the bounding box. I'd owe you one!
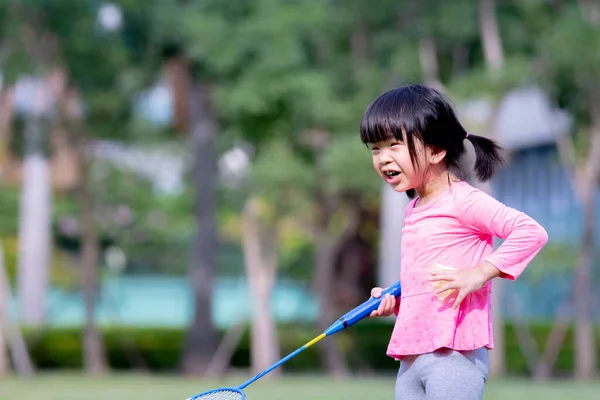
[359,97,406,144]
[359,86,434,145]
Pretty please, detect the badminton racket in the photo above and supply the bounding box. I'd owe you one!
[186,281,401,400]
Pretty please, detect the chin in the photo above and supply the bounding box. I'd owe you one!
[390,182,412,193]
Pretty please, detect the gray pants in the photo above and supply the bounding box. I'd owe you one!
[395,347,489,400]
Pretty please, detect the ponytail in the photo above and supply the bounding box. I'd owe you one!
[466,133,505,182]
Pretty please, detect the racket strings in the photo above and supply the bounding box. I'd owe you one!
[192,389,244,400]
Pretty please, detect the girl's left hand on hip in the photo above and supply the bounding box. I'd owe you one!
[428,266,488,310]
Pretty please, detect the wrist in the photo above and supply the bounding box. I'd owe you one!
[476,261,501,284]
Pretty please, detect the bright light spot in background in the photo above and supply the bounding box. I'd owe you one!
[134,81,173,127]
[105,245,127,274]
[219,145,252,187]
[97,3,123,32]
[92,140,186,195]
[13,76,53,116]
[220,146,250,176]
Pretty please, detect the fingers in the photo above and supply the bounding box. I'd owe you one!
[452,291,468,310]
[371,287,384,298]
[433,280,460,294]
[369,292,396,317]
[428,271,455,282]
[368,287,384,318]
[386,294,396,315]
[378,293,396,316]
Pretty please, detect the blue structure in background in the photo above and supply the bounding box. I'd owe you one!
[494,144,584,243]
[493,144,596,244]
[491,143,596,322]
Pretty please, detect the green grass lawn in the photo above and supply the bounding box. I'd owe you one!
[0,373,599,400]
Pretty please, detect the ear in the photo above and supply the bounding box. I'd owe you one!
[427,147,446,165]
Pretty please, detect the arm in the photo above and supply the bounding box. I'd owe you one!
[459,188,549,281]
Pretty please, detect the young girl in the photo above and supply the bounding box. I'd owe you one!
[362,84,548,400]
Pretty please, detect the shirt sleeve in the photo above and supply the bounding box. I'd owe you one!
[458,187,549,280]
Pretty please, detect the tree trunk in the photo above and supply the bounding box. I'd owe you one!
[163,56,191,135]
[571,4,600,380]
[479,0,504,71]
[0,241,9,376]
[350,15,368,83]
[508,292,539,374]
[573,184,596,380]
[377,184,409,289]
[312,188,352,379]
[507,288,572,380]
[484,182,506,378]
[242,197,280,377]
[181,82,218,376]
[60,83,107,375]
[0,88,15,178]
[451,44,470,78]
[0,319,6,377]
[0,240,35,378]
[477,0,507,377]
[534,300,571,380]
[314,231,349,379]
[17,116,52,327]
[77,141,108,376]
[418,35,443,91]
[579,0,600,24]
[332,196,369,308]
[555,109,600,380]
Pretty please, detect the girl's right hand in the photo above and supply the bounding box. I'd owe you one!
[368,287,396,318]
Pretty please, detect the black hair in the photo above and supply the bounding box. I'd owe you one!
[359,84,505,198]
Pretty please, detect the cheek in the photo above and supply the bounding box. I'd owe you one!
[394,149,424,175]
[391,150,412,170]
[371,155,379,171]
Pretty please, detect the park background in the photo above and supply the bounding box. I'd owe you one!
[0,0,599,399]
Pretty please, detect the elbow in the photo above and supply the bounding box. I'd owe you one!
[535,222,549,249]
[517,214,548,249]
[513,218,549,255]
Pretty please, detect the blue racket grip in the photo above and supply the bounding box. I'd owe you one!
[323,281,401,336]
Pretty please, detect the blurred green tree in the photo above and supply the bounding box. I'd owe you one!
[0,0,167,375]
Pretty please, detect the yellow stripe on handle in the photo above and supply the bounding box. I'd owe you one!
[239,332,328,389]
[303,333,326,349]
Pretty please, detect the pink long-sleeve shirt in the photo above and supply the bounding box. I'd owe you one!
[387,180,548,360]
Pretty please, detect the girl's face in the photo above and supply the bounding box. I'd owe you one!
[368,135,445,194]
[369,137,421,193]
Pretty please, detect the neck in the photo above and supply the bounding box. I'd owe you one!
[415,167,455,206]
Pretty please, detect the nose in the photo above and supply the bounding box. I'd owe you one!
[378,148,393,165]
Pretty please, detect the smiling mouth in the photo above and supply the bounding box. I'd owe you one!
[384,171,400,177]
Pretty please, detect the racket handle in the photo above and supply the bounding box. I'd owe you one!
[323,281,401,336]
